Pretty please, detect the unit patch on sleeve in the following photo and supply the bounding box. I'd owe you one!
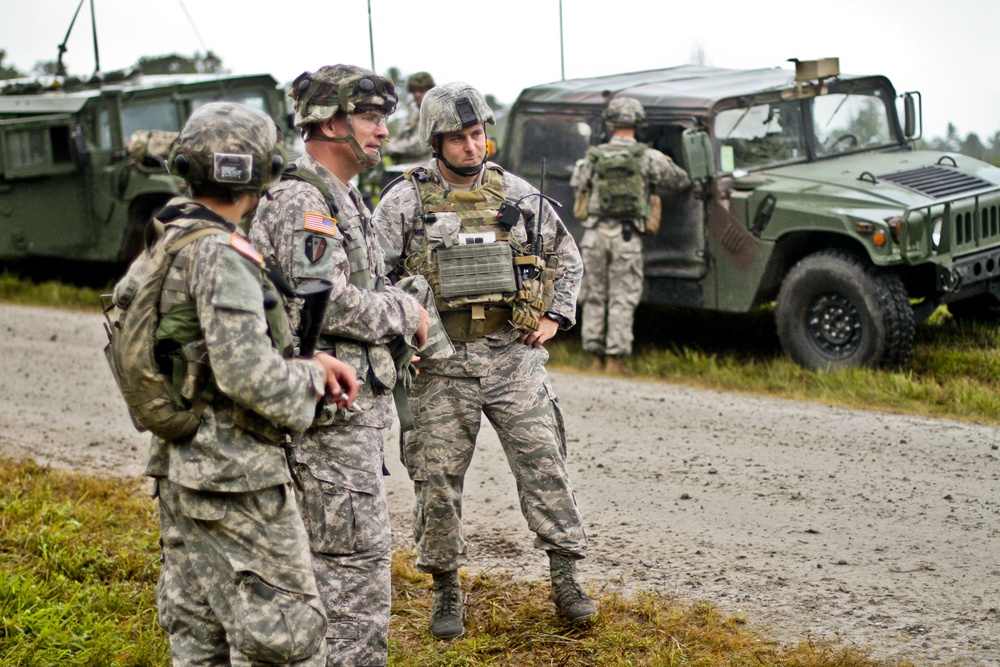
[303,211,338,236]
[305,235,328,264]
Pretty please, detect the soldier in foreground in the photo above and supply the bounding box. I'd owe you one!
[386,71,435,165]
[570,97,691,373]
[124,102,359,665]
[372,81,596,639]
[250,64,428,667]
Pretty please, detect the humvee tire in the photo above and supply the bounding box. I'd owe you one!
[775,250,914,370]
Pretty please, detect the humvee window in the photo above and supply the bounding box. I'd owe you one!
[812,91,894,156]
[5,124,71,171]
[715,99,805,171]
[122,99,181,137]
[520,117,591,176]
[192,92,267,113]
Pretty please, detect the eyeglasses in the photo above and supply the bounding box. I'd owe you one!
[355,110,388,128]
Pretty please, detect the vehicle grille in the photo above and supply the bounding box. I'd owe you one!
[878,165,993,198]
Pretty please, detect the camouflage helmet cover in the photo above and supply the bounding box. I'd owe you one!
[407,71,435,93]
[291,64,398,128]
[603,96,646,128]
[418,82,496,145]
[168,102,284,193]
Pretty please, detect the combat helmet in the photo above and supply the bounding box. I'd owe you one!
[419,82,495,176]
[407,71,435,93]
[290,64,397,167]
[167,102,285,198]
[603,96,646,129]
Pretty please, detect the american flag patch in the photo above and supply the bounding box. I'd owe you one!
[229,234,265,266]
[303,211,337,236]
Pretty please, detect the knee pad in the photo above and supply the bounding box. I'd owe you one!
[234,574,326,663]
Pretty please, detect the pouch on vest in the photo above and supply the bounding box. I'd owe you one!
[588,142,649,224]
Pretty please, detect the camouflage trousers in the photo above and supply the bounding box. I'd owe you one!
[402,341,588,573]
[580,228,644,357]
[289,423,392,667]
[155,478,327,667]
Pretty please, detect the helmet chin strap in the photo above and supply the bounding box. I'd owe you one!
[307,116,381,167]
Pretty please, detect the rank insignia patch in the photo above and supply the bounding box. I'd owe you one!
[303,211,338,236]
[305,235,328,264]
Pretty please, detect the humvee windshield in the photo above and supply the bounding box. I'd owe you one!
[121,90,269,139]
[714,86,897,171]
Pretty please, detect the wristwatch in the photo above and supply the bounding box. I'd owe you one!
[544,311,569,327]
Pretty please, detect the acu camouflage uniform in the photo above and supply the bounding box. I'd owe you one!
[144,197,329,667]
[570,135,690,357]
[250,151,421,667]
[372,158,588,574]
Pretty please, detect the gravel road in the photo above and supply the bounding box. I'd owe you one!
[1,302,997,666]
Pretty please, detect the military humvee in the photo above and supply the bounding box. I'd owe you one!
[498,58,1000,369]
[0,70,288,269]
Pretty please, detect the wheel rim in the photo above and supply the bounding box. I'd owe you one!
[805,292,861,359]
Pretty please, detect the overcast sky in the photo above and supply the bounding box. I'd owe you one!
[2,0,997,142]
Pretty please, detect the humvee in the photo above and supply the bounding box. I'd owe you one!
[498,58,1000,370]
[0,70,288,270]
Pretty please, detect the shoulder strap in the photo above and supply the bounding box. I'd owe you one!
[283,164,341,217]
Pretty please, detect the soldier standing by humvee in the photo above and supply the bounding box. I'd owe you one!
[570,97,691,373]
[249,64,428,667]
[386,71,435,165]
[118,102,359,666]
[372,81,596,639]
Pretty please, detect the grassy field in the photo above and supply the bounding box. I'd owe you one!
[0,459,910,667]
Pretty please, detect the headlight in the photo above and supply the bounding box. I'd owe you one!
[931,216,944,249]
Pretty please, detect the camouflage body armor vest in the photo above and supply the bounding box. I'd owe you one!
[402,165,556,341]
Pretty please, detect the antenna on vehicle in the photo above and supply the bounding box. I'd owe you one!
[89,0,101,77]
[56,0,87,77]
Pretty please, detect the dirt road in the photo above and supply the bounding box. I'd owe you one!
[1,302,997,665]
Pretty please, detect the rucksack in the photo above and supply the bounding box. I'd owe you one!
[587,142,649,221]
[102,214,230,440]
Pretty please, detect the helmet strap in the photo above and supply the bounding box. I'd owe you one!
[306,115,380,167]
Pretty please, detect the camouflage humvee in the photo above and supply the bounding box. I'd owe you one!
[0,70,289,269]
[498,58,1000,369]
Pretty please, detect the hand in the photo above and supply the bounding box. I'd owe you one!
[312,352,359,409]
[518,316,559,348]
[415,305,430,350]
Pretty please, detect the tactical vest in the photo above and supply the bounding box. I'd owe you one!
[586,141,649,226]
[403,165,555,340]
[282,164,397,407]
[103,201,293,442]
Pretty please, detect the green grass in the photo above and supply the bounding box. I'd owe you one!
[0,271,107,311]
[0,459,908,667]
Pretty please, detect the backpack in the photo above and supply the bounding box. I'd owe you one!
[587,141,649,221]
[102,214,230,440]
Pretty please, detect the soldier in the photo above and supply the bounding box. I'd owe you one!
[249,64,429,667]
[386,71,435,164]
[138,102,359,666]
[372,81,596,639]
[570,96,691,373]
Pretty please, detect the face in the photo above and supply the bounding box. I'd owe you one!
[437,123,487,172]
[412,89,428,108]
[330,108,389,163]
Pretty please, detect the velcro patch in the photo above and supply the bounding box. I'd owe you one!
[303,211,338,236]
[229,233,265,266]
[305,235,328,264]
[213,153,253,184]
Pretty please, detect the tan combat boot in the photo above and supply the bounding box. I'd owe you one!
[604,355,625,375]
[548,552,597,624]
[589,353,604,372]
[429,570,464,639]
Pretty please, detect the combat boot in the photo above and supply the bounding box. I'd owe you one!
[429,570,464,639]
[589,353,604,372]
[604,355,625,375]
[548,552,597,624]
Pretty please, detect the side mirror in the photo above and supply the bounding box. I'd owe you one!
[71,126,91,169]
[681,128,714,182]
[902,91,922,141]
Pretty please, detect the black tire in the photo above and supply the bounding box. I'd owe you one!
[775,250,914,370]
[947,294,1000,323]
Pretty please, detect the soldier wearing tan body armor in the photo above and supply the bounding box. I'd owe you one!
[249,65,429,667]
[372,82,596,639]
[109,102,360,666]
[571,97,691,373]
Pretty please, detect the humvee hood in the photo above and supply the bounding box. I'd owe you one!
[752,150,1000,210]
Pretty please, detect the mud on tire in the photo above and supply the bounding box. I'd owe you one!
[775,250,914,370]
